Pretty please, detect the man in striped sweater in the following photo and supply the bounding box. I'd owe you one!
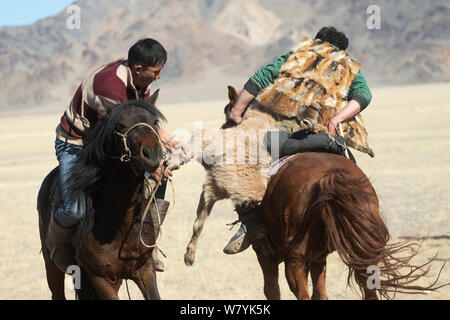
[46,38,175,273]
[224,27,373,255]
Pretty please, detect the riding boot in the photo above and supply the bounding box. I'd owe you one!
[223,206,267,255]
[283,131,346,156]
[148,198,170,272]
[45,215,76,273]
[265,130,346,159]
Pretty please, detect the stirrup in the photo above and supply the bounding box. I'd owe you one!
[152,249,165,272]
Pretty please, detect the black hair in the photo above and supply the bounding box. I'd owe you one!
[128,38,167,68]
[315,26,349,51]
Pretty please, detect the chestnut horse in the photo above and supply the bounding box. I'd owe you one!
[187,86,445,300]
[38,98,166,299]
[255,152,444,300]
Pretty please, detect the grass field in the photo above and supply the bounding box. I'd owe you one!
[0,83,448,299]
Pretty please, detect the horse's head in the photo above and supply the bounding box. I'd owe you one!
[115,106,165,175]
[83,90,167,176]
[67,93,167,203]
[221,85,239,129]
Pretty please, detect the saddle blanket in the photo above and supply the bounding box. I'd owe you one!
[269,154,297,176]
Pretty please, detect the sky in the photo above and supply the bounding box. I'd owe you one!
[0,0,74,27]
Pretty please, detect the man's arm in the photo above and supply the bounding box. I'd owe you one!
[230,89,256,124]
[230,54,289,124]
[328,100,362,136]
[150,125,177,181]
[328,72,372,136]
[247,53,289,91]
[157,126,176,151]
[347,72,372,111]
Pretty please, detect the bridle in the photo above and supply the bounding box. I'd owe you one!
[115,122,165,163]
[114,120,175,299]
[115,121,172,250]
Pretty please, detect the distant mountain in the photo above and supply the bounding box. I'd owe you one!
[0,0,449,109]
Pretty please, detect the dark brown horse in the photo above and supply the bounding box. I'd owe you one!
[38,97,167,299]
[254,152,445,300]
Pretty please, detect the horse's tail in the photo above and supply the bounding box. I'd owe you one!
[303,169,445,299]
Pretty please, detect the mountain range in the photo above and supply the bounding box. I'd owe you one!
[0,0,449,110]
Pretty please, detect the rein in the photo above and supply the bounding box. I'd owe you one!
[114,121,173,249]
[116,121,174,301]
[125,173,175,300]
[111,119,175,251]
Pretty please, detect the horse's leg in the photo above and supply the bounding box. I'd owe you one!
[255,250,281,300]
[362,285,379,300]
[310,259,328,300]
[285,260,310,300]
[356,268,378,300]
[89,276,120,300]
[133,262,160,300]
[75,266,101,300]
[184,189,217,266]
[42,248,66,300]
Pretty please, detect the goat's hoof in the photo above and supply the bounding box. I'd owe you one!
[184,251,195,266]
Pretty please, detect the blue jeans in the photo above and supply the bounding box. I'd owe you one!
[54,138,86,228]
[54,139,168,228]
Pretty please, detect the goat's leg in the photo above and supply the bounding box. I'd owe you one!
[184,189,217,266]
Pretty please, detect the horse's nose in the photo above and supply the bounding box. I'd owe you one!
[140,145,162,170]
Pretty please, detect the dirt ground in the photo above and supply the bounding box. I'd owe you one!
[0,82,448,300]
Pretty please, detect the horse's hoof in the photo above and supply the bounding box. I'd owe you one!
[184,251,195,266]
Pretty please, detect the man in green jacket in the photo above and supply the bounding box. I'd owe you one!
[224,26,373,255]
[230,26,372,135]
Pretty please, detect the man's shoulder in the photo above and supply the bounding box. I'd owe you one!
[92,60,128,101]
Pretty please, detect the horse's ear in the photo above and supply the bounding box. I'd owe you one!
[145,89,160,105]
[227,86,237,103]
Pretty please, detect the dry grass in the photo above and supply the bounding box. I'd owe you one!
[0,83,449,300]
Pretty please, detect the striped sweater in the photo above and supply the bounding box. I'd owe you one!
[56,59,151,145]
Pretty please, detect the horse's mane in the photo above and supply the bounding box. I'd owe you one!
[67,100,166,201]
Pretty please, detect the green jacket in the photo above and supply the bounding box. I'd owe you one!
[245,53,372,110]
